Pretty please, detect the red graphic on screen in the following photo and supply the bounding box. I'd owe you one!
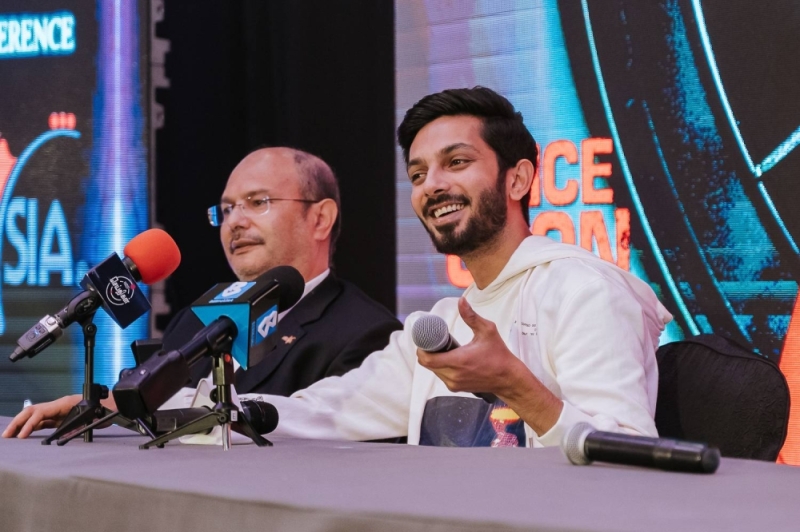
[48,113,76,130]
[0,137,17,193]
[446,137,630,288]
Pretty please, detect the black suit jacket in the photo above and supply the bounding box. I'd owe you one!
[161,274,402,396]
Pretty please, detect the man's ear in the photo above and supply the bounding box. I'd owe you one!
[312,198,338,241]
[508,159,535,201]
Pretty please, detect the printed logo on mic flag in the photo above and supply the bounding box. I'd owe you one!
[251,305,278,346]
[211,281,255,302]
[105,275,135,306]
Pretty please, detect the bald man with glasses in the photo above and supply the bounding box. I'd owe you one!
[164,147,403,394]
[4,147,401,439]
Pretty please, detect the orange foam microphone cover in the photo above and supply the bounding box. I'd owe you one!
[123,228,181,284]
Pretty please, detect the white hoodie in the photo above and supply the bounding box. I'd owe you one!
[240,236,672,447]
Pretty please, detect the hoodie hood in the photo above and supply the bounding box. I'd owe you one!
[465,236,673,338]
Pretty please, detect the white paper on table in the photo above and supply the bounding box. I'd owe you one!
[178,376,252,445]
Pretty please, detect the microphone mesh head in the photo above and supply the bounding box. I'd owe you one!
[123,229,181,284]
[241,400,279,435]
[411,313,450,352]
[562,422,595,465]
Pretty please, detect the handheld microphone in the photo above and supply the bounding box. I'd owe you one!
[112,266,305,420]
[152,400,279,435]
[411,313,498,403]
[9,229,181,362]
[562,422,720,473]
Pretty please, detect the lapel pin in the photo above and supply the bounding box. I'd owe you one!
[282,335,297,345]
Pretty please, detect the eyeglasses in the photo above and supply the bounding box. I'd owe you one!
[207,195,319,227]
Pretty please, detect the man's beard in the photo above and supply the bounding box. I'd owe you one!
[421,176,508,256]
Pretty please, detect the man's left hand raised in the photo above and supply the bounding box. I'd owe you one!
[415,297,563,436]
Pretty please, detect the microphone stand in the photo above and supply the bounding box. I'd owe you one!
[42,312,152,445]
[139,344,272,450]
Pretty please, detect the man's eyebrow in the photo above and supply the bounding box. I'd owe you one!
[407,142,478,169]
[440,142,476,156]
[407,157,424,169]
[220,188,271,203]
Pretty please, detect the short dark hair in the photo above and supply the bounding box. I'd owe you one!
[292,149,342,262]
[397,87,537,225]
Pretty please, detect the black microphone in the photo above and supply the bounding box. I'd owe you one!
[562,422,720,473]
[240,400,279,435]
[113,266,305,420]
[9,229,181,362]
[151,400,279,435]
[411,313,497,403]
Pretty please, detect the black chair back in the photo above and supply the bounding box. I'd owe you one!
[655,334,790,461]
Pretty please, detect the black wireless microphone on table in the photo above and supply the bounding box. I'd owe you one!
[562,422,720,473]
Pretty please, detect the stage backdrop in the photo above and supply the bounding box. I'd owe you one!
[0,0,149,415]
[395,0,800,462]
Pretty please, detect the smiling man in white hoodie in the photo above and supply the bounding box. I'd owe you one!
[228,86,672,448]
[11,88,668,448]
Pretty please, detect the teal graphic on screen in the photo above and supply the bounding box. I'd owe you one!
[395,0,800,365]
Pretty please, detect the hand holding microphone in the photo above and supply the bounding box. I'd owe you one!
[411,304,498,403]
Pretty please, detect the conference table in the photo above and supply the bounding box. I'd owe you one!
[1,417,799,532]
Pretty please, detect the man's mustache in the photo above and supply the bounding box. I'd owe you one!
[228,231,265,252]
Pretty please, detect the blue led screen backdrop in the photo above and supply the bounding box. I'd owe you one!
[0,0,150,415]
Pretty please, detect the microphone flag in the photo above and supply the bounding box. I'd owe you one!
[81,252,151,329]
[191,279,280,370]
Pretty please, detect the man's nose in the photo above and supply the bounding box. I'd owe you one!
[422,166,450,197]
[225,203,251,228]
